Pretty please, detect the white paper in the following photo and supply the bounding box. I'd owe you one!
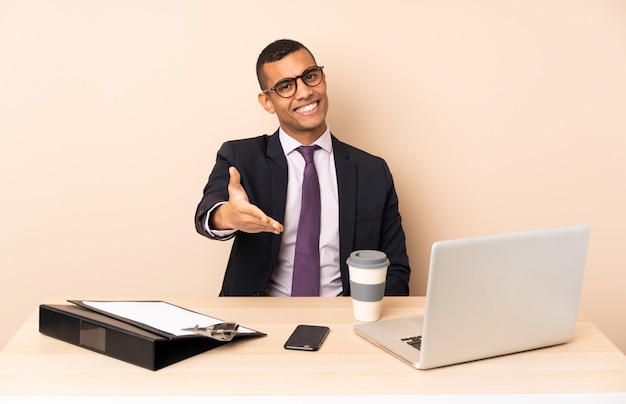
[80,301,256,337]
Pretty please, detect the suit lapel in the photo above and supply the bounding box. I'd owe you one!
[266,131,288,268]
[332,136,356,292]
[266,131,288,223]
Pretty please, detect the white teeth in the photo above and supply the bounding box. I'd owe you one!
[296,102,317,113]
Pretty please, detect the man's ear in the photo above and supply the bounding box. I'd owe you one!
[258,92,275,114]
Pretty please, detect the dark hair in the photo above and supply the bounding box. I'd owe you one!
[256,39,316,90]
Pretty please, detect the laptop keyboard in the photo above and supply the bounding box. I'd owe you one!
[401,335,422,350]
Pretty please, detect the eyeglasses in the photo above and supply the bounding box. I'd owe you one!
[262,66,325,98]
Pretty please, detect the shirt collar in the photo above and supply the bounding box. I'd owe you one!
[279,127,332,156]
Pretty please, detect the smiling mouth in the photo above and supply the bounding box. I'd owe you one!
[295,101,319,114]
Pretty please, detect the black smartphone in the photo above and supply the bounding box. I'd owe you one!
[284,325,330,351]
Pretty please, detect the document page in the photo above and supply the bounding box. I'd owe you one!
[79,300,257,337]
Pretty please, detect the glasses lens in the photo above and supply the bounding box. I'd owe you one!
[302,67,323,86]
[274,79,296,97]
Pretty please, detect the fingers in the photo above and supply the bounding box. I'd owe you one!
[248,208,284,235]
[234,207,283,234]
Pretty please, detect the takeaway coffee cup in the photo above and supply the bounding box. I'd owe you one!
[347,250,389,322]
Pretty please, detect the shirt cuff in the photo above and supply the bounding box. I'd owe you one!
[204,201,237,239]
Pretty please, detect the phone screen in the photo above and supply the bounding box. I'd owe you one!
[284,325,330,351]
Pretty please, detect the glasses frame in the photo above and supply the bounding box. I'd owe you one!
[262,66,325,98]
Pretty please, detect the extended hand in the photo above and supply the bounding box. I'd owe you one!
[211,167,284,234]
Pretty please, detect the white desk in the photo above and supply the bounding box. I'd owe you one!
[1,297,625,402]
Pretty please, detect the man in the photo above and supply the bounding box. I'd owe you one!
[195,39,410,297]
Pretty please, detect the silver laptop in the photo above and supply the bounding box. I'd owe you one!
[354,224,590,370]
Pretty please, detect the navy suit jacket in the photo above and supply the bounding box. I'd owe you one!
[195,131,410,296]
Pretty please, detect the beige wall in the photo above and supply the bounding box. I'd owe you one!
[1,0,625,353]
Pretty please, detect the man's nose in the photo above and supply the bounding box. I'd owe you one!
[294,77,314,99]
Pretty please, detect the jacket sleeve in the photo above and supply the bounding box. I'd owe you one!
[194,141,237,240]
[379,160,411,296]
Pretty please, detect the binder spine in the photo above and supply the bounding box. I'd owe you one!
[39,305,157,370]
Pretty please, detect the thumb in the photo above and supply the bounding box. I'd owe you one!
[228,166,248,202]
[228,166,241,187]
